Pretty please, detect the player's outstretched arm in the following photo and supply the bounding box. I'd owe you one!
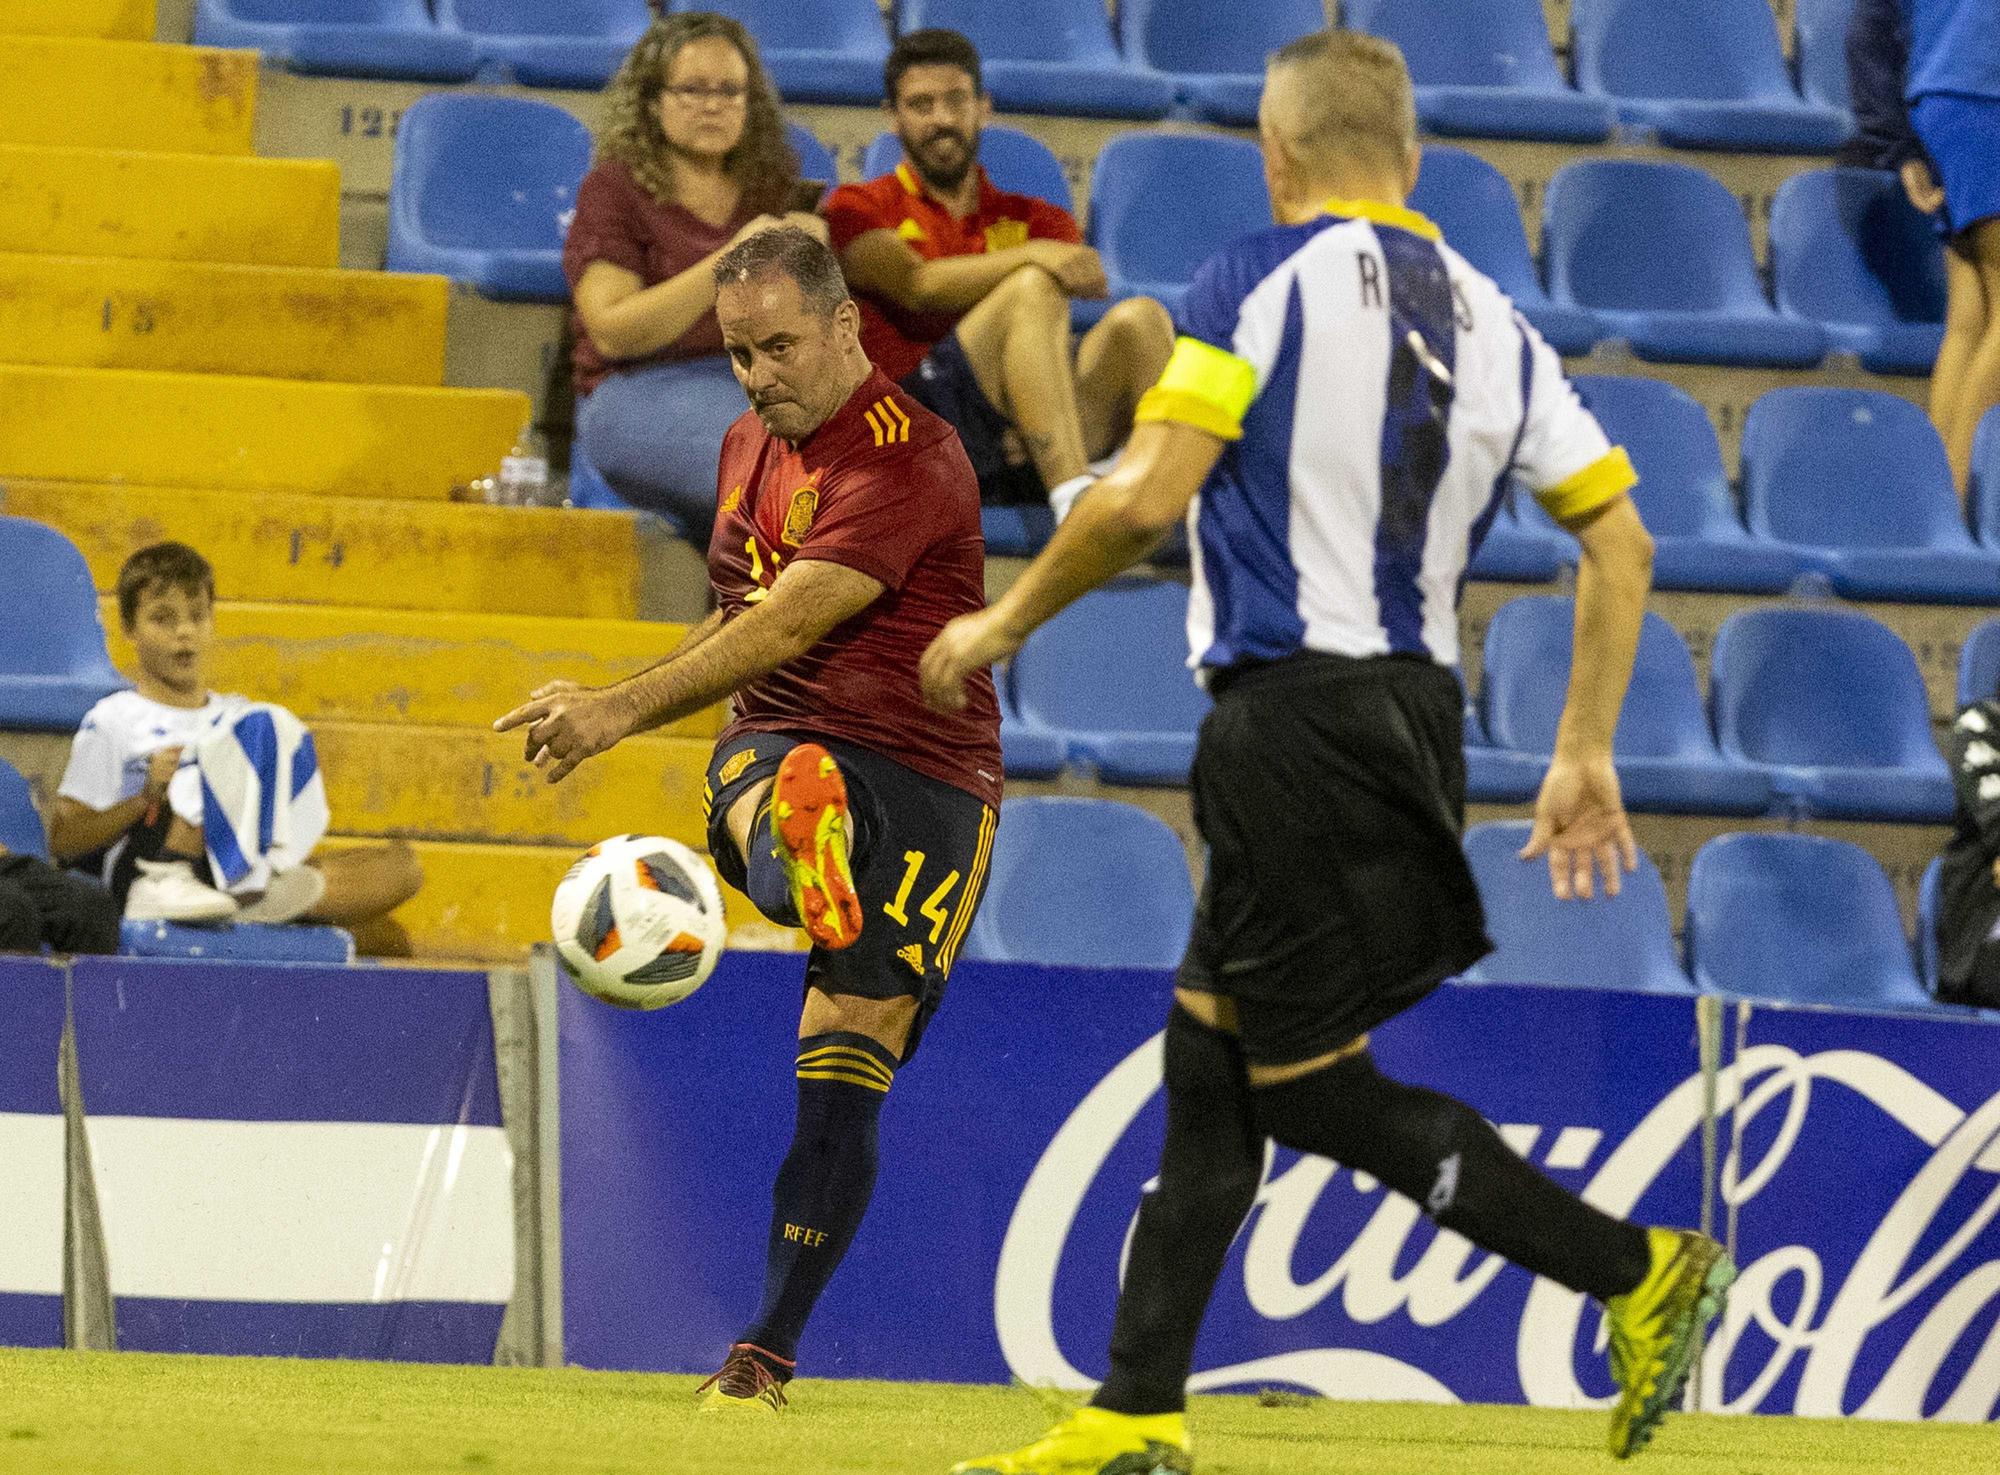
[495,561,883,783]
[1519,494,1654,901]
[921,418,1221,711]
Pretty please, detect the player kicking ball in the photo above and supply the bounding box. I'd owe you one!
[923,32,1731,1474]
[497,226,1003,1413]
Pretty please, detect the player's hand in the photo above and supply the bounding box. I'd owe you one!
[920,609,1023,713]
[1901,158,1945,216]
[143,747,183,803]
[493,683,635,784]
[1024,241,1109,300]
[1519,749,1637,901]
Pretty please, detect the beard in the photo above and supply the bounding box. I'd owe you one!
[904,126,976,192]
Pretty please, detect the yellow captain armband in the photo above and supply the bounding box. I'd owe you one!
[1532,446,1638,524]
[1134,336,1258,442]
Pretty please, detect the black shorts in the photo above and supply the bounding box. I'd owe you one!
[901,333,1046,507]
[704,730,997,1060]
[1177,653,1493,1068]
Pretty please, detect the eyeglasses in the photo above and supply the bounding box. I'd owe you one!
[662,83,748,106]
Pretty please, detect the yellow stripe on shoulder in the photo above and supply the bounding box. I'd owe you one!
[1134,337,1257,441]
[1531,446,1638,524]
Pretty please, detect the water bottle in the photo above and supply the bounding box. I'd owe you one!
[493,435,549,506]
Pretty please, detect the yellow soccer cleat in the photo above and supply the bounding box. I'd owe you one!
[770,743,864,951]
[950,1407,1191,1475]
[1605,1227,1735,1459]
[695,1343,791,1414]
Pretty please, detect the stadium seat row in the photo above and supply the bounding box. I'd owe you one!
[957,797,1970,1021]
[1003,576,1959,825]
[197,0,1855,153]
[380,92,1940,374]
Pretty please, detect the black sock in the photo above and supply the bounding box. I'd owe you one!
[1092,1007,1264,1417]
[740,1032,897,1367]
[741,799,799,927]
[1254,1051,1650,1303]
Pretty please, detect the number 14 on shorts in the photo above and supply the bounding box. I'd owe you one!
[882,849,959,949]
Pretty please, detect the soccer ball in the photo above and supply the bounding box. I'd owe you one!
[551,835,727,1009]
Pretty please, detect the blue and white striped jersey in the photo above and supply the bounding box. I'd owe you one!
[1135,198,1635,676]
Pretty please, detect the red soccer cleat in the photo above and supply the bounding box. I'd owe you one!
[770,743,863,950]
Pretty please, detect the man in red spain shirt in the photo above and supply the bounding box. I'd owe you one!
[496,226,1002,1413]
[825,28,1173,514]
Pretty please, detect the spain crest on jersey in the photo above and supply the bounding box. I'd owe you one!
[984,218,1029,252]
[782,484,819,546]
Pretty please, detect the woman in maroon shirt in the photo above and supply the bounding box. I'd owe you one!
[566,11,826,541]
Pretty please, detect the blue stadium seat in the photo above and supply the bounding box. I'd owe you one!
[1974,407,2000,553]
[1572,375,1807,594]
[0,758,48,861]
[0,517,126,733]
[1711,607,1953,822]
[901,0,1175,120]
[1960,619,2000,708]
[434,1,647,89]
[678,0,887,104]
[1543,160,1828,368]
[960,796,1195,969]
[862,125,1073,213]
[1465,493,1568,583]
[788,121,838,189]
[1008,581,1208,784]
[1116,0,1321,126]
[1918,854,1942,994]
[385,94,589,303]
[1795,0,1857,115]
[1462,706,1545,804]
[1570,0,1850,153]
[120,919,357,965]
[980,504,1055,557]
[1686,833,1936,1011]
[1742,387,1999,603]
[193,0,480,81]
[1344,0,1616,145]
[1461,821,1695,993]
[1771,169,1945,375]
[1410,146,1602,355]
[1480,596,1771,815]
[1087,132,1269,320]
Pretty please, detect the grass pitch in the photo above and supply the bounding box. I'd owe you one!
[0,1349,1990,1475]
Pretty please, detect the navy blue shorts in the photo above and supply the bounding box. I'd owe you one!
[704,730,997,1059]
[901,333,1047,507]
[1913,92,2000,240]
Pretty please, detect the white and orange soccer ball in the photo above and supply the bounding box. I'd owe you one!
[551,834,727,1009]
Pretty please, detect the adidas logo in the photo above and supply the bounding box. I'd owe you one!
[897,942,925,976]
[864,396,911,447]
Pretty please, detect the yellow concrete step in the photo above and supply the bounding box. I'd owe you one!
[0,365,526,499]
[0,0,153,41]
[0,254,447,384]
[5,481,644,619]
[313,722,712,850]
[0,38,255,154]
[0,144,338,267]
[319,837,802,964]
[101,601,727,738]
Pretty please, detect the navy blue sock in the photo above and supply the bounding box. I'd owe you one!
[741,798,799,926]
[740,1032,897,1367]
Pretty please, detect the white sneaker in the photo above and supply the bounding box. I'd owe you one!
[1049,472,1096,524]
[236,865,327,925]
[125,859,238,926]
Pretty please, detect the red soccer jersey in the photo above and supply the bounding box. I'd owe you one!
[824,162,1082,382]
[710,368,1003,808]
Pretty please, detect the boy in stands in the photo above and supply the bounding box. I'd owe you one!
[48,542,423,953]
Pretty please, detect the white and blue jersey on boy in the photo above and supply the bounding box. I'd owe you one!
[1134,197,1636,676]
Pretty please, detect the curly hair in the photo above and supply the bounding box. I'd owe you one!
[597,12,798,216]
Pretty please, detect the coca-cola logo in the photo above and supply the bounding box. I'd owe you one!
[995,1034,2000,1421]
